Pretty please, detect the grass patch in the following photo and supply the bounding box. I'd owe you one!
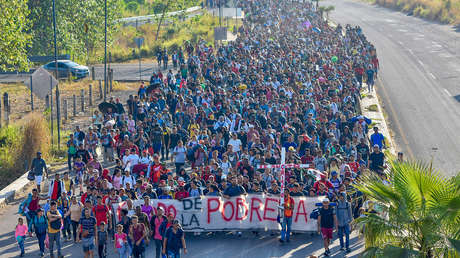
[0,113,51,189]
[366,104,379,112]
[373,0,460,24]
[110,12,237,63]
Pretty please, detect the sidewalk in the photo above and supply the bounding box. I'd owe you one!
[361,84,397,155]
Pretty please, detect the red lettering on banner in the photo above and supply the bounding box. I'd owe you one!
[207,198,220,224]
[250,197,263,222]
[295,200,308,223]
[263,197,278,221]
[156,203,177,218]
[235,197,248,221]
[222,201,235,221]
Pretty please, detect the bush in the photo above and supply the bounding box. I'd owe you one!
[0,113,50,189]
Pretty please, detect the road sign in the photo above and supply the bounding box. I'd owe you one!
[23,67,58,99]
[134,37,144,48]
[214,27,227,41]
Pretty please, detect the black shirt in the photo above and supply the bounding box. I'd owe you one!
[369,152,384,171]
[319,207,335,229]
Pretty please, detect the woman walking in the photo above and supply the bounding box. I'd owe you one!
[69,196,83,242]
[34,209,48,257]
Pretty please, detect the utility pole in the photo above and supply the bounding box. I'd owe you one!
[52,0,61,149]
[104,0,108,101]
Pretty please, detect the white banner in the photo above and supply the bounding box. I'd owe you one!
[113,195,322,232]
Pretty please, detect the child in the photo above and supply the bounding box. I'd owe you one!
[114,224,129,258]
[15,217,28,257]
[97,221,108,258]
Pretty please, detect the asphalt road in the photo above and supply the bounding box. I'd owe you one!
[324,0,460,176]
[0,196,363,258]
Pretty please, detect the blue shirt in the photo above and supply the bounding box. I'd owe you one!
[370,133,385,149]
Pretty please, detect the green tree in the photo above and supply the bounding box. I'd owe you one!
[356,160,460,257]
[28,0,122,64]
[0,0,31,71]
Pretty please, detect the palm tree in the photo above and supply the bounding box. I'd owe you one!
[355,160,460,257]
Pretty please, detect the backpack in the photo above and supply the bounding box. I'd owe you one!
[49,211,62,230]
[310,208,320,220]
[18,193,32,216]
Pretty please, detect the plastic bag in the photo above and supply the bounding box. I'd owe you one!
[45,234,49,249]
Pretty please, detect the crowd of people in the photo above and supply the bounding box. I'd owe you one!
[15,0,391,257]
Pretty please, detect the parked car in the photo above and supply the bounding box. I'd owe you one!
[43,60,89,79]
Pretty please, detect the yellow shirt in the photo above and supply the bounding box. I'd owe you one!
[188,123,199,138]
[47,210,62,234]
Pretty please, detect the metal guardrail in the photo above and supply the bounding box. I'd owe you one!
[117,6,201,23]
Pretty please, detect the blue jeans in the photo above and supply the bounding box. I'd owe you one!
[17,236,25,254]
[37,232,46,255]
[48,232,62,257]
[167,250,181,258]
[118,245,129,258]
[338,224,351,249]
[280,216,292,241]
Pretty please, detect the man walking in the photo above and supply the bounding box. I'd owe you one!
[31,151,48,193]
[317,199,338,256]
[279,189,294,243]
[47,201,63,258]
[336,193,353,253]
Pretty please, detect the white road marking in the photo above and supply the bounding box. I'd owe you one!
[418,60,424,66]
[429,73,436,80]
[398,41,404,45]
[444,88,452,97]
[408,49,414,55]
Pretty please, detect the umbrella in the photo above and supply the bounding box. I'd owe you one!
[98,102,117,114]
[312,27,321,33]
[349,115,372,124]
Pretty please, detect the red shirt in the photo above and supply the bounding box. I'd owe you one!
[175,191,189,200]
[301,155,314,165]
[28,197,40,211]
[51,181,59,200]
[284,196,295,218]
[149,164,163,183]
[93,204,109,226]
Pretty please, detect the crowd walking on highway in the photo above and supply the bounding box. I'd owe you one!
[14,0,386,257]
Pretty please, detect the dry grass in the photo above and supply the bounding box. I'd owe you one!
[373,0,460,24]
[0,113,50,188]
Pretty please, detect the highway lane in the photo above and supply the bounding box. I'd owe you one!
[325,0,460,176]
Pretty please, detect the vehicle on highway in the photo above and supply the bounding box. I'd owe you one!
[43,60,89,79]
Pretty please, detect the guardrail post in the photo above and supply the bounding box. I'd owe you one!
[73,95,76,117]
[45,95,50,110]
[3,93,9,126]
[63,99,68,121]
[91,67,95,80]
[80,89,85,112]
[109,69,113,92]
[89,84,93,106]
[99,80,103,100]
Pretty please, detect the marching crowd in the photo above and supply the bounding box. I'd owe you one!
[15,0,389,257]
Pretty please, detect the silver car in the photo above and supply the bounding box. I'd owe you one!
[43,60,89,79]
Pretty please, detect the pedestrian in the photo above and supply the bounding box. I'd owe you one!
[30,151,48,193]
[336,192,353,253]
[317,198,338,257]
[129,215,147,258]
[279,189,294,243]
[48,173,65,201]
[47,201,64,258]
[97,221,108,258]
[70,196,83,242]
[79,208,98,258]
[34,208,48,257]
[115,224,129,258]
[162,220,187,258]
[15,217,28,257]
[150,207,167,258]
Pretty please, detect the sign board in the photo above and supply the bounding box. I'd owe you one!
[113,195,322,232]
[23,67,58,99]
[214,27,227,41]
[134,37,144,48]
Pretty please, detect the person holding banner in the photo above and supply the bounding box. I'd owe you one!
[279,189,295,243]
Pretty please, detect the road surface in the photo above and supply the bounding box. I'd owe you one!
[325,0,460,176]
